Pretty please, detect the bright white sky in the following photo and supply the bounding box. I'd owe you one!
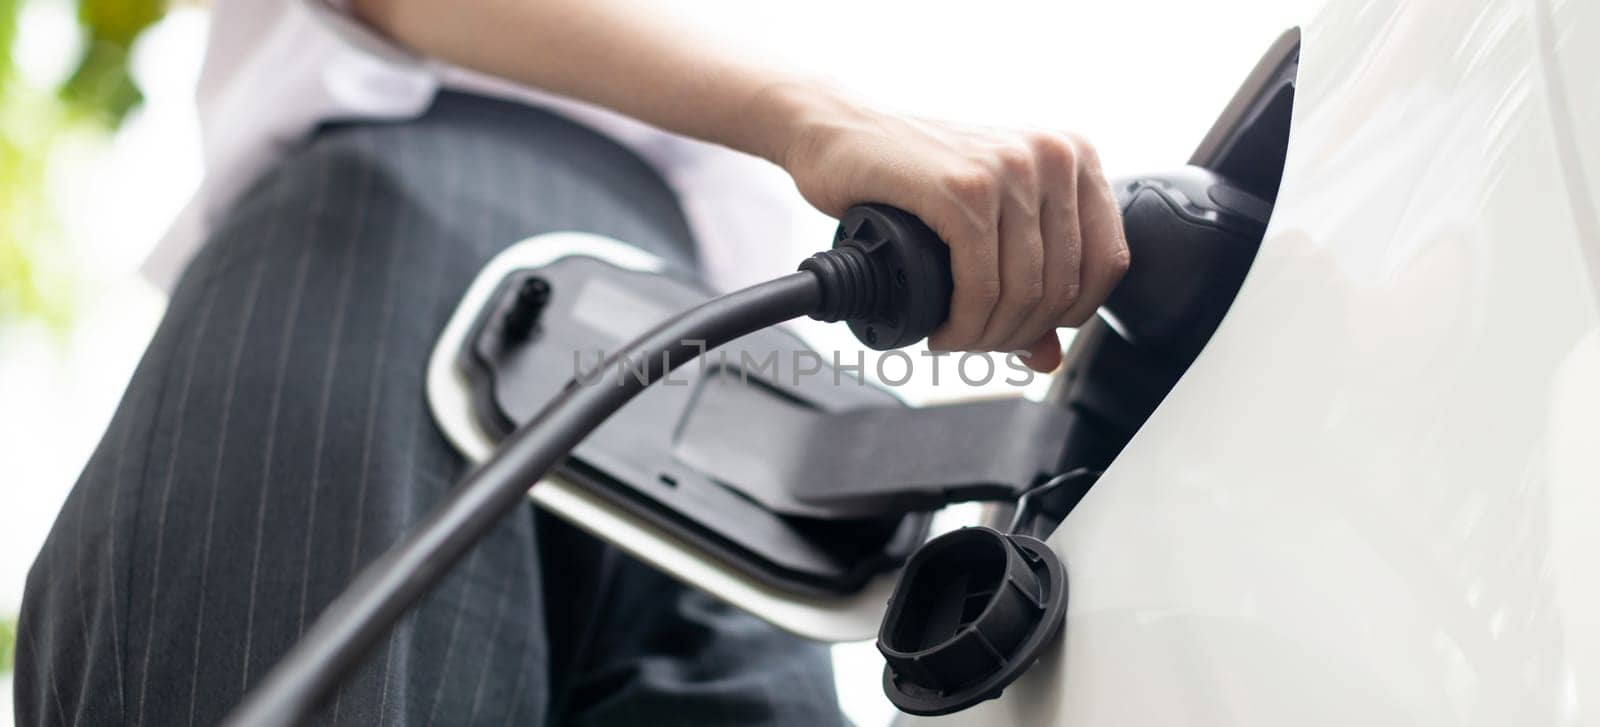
[0,0,1316,722]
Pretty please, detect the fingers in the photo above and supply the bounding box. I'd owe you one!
[972,149,1045,351]
[918,128,1123,356]
[1056,137,1130,326]
[1022,331,1064,373]
[927,166,1002,352]
[1006,131,1082,351]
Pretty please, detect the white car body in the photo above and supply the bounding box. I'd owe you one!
[925,0,1600,723]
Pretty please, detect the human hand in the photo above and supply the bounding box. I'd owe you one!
[769,84,1129,372]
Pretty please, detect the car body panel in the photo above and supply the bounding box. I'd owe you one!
[925,0,1600,724]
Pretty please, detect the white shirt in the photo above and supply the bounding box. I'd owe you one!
[145,0,814,294]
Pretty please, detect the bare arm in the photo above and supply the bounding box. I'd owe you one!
[353,0,1128,371]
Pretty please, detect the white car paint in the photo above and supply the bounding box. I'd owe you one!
[922,0,1600,723]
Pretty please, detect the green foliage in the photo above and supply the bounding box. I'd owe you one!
[1,615,15,674]
[1,71,76,331]
[2,0,169,330]
[0,0,16,82]
[58,38,142,126]
[61,0,167,127]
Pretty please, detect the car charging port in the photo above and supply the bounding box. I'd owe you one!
[878,526,1068,716]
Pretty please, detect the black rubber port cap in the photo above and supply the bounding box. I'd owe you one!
[801,204,952,350]
[877,526,1068,716]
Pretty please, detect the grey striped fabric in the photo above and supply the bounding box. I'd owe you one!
[16,92,845,726]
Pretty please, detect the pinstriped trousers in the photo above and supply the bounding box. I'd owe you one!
[16,92,845,726]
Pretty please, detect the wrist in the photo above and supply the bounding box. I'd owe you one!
[737,76,849,168]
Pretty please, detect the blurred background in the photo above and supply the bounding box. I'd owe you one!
[0,0,1311,723]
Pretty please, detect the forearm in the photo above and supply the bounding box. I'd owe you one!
[351,0,1129,369]
[351,0,822,164]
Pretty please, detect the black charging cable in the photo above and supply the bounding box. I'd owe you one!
[222,204,951,726]
[1008,468,1101,540]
